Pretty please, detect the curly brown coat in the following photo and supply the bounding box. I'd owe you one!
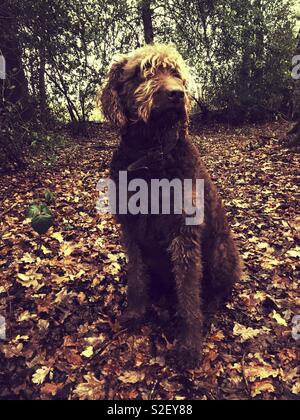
[101,44,241,369]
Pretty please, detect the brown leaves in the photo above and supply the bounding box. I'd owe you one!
[41,383,64,397]
[74,374,105,400]
[292,382,300,395]
[118,371,146,384]
[244,364,280,382]
[251,381,275,397]
[17,273,42,289]
[233,323,270,342]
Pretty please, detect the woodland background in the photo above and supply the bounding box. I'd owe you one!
[0,0,299,401]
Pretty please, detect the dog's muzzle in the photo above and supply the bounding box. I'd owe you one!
[168,89,185,104]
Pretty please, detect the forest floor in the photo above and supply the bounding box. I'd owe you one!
[0,121,299,400]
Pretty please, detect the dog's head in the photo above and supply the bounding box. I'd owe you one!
[101,44,191,128]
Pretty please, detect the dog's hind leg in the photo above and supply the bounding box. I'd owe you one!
[203,233,241,312]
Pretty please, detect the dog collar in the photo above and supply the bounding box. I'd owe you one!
[127,138,179,173]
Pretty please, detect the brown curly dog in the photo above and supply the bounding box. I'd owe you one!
[101,44,241,369]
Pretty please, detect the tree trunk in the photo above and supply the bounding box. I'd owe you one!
[39,16,48,125]
[0,2,34,122]
[140,0,154,44]
[286,29,300,147]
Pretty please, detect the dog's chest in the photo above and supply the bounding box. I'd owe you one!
[110,141,200,248]
[123,212,179,250]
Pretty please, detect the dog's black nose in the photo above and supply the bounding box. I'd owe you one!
[168,89,184,102]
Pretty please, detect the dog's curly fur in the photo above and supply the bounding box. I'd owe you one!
[101,44,241,369]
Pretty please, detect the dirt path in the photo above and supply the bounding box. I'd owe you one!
[0,122,299,400]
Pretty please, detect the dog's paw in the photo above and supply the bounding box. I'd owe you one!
[120,309,146,331]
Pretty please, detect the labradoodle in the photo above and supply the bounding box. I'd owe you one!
[100,44,241,369]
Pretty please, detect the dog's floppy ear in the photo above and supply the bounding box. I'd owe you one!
[100,58,128,128]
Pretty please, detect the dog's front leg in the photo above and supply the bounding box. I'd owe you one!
[121,234,150,330]
[169,234,203,369]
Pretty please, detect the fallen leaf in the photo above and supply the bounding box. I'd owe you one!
[17,311,34,322]
[21,253,35,263]
[286,248,300,258]
[73,374,104,400]
[245,364,279,382]
[17,273,42,289]
[292,382,300,395]
[81,346,94,358]
[51,232,64,243]
[233,323,270,342]
[32,367,52,385]
[251,380,275,397]
[41,383,64,396]
[271,311,288,327]
[41,245,51,255]
[118,370,145,384]
[60,242,77,257]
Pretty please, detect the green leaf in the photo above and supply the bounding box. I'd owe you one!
[40,204,52,216]
[26,204,41,219]
[31,213,54,235]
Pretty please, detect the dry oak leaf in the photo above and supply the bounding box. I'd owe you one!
[251,380,275,397]
[286,247,300,259]
[17,273,43,289]
[64,349,83,366]
[41,245,51,255]
[261,258,281,270]
[211,330,225,341]
[245,364,280,382]
[32,367,53,385]
[38,319,49,331]
[51,232,64,243]
[233,323,270,342]
[41,383,64,397]
[85,335,106,347]
[17,311,34,322]
[282,367,299,383]
[21,253,35,263]
[118,370,145,384]
[271,311,288,327]
[51,273,70,285]
[292,382,300,395]
[1,343,24,358]
[60,242,77,257]
[74,374,105,400]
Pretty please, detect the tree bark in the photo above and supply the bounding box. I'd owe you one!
[286,29,300,147]
[140,0,154,44]
[0,2,34,122]
[39,16,48,124]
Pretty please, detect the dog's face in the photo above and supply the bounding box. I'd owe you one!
[101,45,191,128]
